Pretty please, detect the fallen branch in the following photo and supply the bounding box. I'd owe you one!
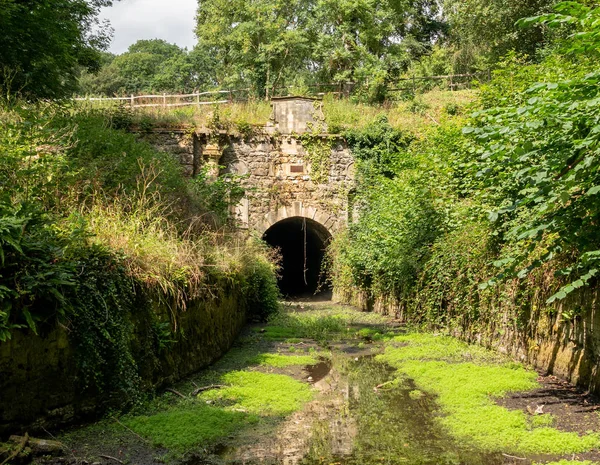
[166,388,187,399]
[502,453,526,461]
[99,454,124,464]
[1,432,28,465]
[426,113,440,126]
[191,384,226,396]
[374,380,395,390]
[112,416,151,444]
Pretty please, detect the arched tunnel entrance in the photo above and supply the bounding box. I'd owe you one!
[263,217,332,299]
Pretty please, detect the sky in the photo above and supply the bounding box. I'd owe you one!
[100,0,198,55]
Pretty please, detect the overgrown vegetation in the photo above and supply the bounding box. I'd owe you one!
[0,99,280,405]
[330,1,600,331]
[53,304,600,464]
[379,333,600,455]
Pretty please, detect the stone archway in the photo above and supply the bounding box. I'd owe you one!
[262,216,332,299]
[256,203,341,237]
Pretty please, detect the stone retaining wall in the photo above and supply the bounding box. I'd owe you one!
[0,284,246,436]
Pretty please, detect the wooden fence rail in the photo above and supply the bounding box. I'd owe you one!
[74,72,491,107]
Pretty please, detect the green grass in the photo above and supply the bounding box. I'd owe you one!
[247,353,320,367]
[378,336,600,455]
[124,403,257,451]
[83,90,476,137]
[262,306,392,343]
[199,371,313,415]
[386,333,506,363]
[322,90,476,135]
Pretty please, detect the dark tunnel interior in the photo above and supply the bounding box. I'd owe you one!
[263,217,332,299]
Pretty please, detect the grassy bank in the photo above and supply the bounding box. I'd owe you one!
[75,89,476,136]
[0,100,279,408]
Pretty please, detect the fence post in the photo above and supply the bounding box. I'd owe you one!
[163,93,166,108]
[412,75,416,95]
[130,94,134,109]
[196,92,200,107]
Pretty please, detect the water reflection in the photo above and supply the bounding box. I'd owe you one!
[219,354,504,465]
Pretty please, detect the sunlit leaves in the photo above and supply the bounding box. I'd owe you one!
[462,2,600,302]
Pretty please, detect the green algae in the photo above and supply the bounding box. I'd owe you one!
[378,336,600,455]
[124,403,257,451]
[247,352,320,367]
[199,371,314,415]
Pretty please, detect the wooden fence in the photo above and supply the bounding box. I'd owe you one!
[74,90,234,109]
[74,71,491,107]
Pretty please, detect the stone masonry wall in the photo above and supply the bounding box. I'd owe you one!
[139,130,355,235]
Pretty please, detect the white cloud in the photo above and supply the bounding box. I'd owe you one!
[100,0,198,54]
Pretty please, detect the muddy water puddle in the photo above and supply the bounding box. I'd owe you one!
[217,353,502,465]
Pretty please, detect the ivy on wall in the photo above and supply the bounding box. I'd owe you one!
[300,134,333,184]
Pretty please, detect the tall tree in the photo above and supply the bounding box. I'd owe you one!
[442,0,555,72]
[309,0,444,99]
[196,0,312,98]
[0,0,112,99]
[195,0,444,99]
[79,40,216,95]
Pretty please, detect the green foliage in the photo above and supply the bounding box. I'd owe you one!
[124,403,256,451]
[79,40,217,96]
[462,3,600,302]
[0,0,111,99]
[299,134,333,184]
[66,244,142,400]
[241,244,281,322]
[191,167,246,224]
[0,99,280,409]
[331,2,600,331]
[344,116,415,178]
[334,117,444,300]
[442,0,554,73]
[247,353,320,367]
[195,0,445,99]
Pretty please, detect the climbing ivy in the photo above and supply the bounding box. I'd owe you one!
[299,133,333,184]
[67,245,143,401]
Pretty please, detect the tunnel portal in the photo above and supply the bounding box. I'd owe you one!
[263,217,332,299]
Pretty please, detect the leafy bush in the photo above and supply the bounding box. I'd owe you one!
[332,118,445,300]
[241,241,281,322]
[462,3,600,302]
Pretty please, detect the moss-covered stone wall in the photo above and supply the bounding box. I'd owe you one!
[0,286,246,437]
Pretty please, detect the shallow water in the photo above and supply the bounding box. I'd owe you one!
[217,353,504,465]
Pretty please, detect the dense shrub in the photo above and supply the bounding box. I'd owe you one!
[330,1,600,329]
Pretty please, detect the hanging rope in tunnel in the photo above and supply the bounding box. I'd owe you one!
[302,217,308,286]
